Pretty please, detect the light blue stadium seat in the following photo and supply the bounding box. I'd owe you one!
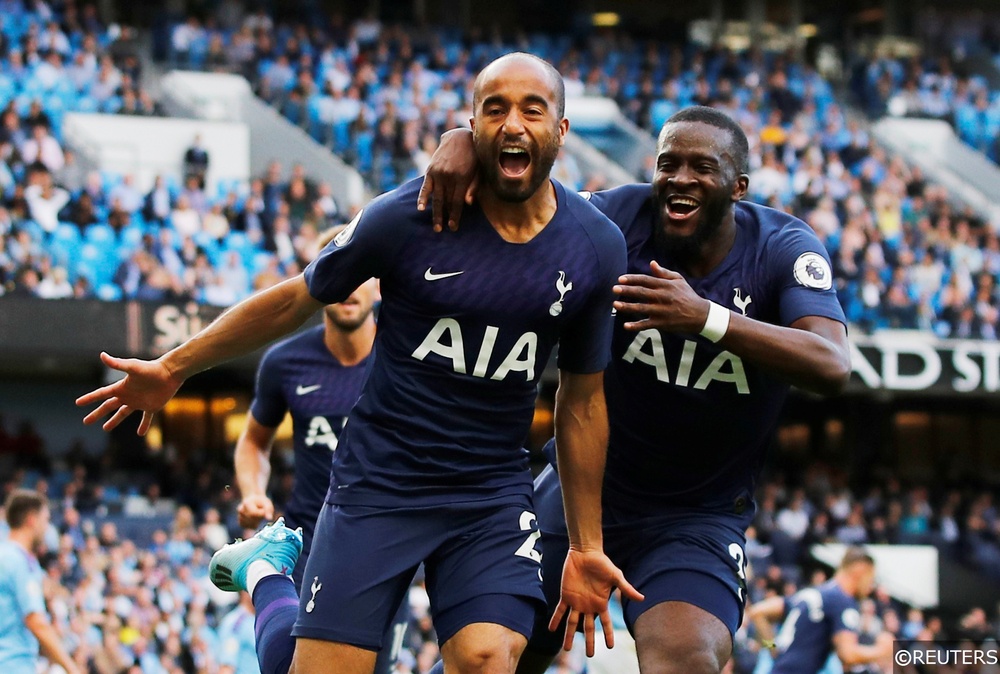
[307,95,329,141]
[192,231,221,263]
[96,283,123,301]
[75,95,98,113]
[354,130,374,173]
[225,230,248,252]
[650,100,678,132]
[100,170,122,193]
[54,222,81,246]
[13,93,32,117]
[47,242,74,267]
[101,96,122,114]
[0,74,15,101]
[21,76,45,98]
[333,120,351,154]
[189,35,210,70]
[120,225,143,249]
[252,251,275,274]
[74,259,97,285]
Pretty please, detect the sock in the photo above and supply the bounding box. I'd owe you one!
[247,559,280,596]
[253,574,299,674]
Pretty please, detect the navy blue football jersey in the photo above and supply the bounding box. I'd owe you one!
[588,184,846,514]
[770,580,861,674]
[250,325,371,549]
[304,178,626,507]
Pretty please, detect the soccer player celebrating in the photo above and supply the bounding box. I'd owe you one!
[420,105,851,674]
[747,547,893,673]
[0,489,82,674]
[77,52,639,674]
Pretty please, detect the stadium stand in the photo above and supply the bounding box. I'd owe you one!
[4,9,985,335]
[2,2,1000,673]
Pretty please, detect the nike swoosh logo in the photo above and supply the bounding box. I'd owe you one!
[424,267,464,281]
[296,385,322,395]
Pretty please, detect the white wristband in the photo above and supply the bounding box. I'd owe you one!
[699,301,731,343]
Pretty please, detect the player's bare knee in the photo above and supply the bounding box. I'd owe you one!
[446,649,515,674]
[637,645,726,674]
[446,635,525,674]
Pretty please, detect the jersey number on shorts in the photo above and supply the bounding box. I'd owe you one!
[389,621,407,661]
[728,542,748,602]
[515,511,543,561]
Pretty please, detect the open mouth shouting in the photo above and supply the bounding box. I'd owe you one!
[664,194,701,222]
[499,146,531,179]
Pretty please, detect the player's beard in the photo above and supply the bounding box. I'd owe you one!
[477,131,561,203]
[654,188,731,261]
[326,306,373,332]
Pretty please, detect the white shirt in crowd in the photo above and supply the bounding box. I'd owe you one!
[25,184,70,233]
[21,134,65,172]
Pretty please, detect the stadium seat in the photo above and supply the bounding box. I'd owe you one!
[96,283,123,301]
[120,226,144,250]
[650,100,678,132]
[75,95,99,113]
[54,222,81,247]
[84,223,116,247]
[252,251,275,275]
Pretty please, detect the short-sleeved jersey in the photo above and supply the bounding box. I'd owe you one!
[0,541,45,672]
[588,185,846,514]
[771,580,861,674]
[250,325,371,547]
[217,605,260,674]
[304,178,626,508]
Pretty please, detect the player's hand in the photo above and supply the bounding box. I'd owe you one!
[75,352,184,435]
[417,128,479,232]
[614,260,712,334]
[237,495,275,529]
[549,548,644,657]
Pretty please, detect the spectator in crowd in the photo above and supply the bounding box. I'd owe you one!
[183,135,209,188]
[143,175,173,227]
[108,174,143,215]
[20,124,64,173]
[25,171,70,234]
[0,489,82,674]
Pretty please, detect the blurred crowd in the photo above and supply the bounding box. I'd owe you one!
[0,154,346,304]
[2,416,1000,673]
[0,1,997,337]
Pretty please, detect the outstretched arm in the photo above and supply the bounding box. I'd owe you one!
[549,370,643,657]
[77,275,324,434]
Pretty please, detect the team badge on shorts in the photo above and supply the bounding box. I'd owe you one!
[792,252,832,290]
[306,576,323,613]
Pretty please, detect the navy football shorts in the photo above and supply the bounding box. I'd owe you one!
[289,523,410,674]
[529,465,750,655]
[291,499,545,650]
